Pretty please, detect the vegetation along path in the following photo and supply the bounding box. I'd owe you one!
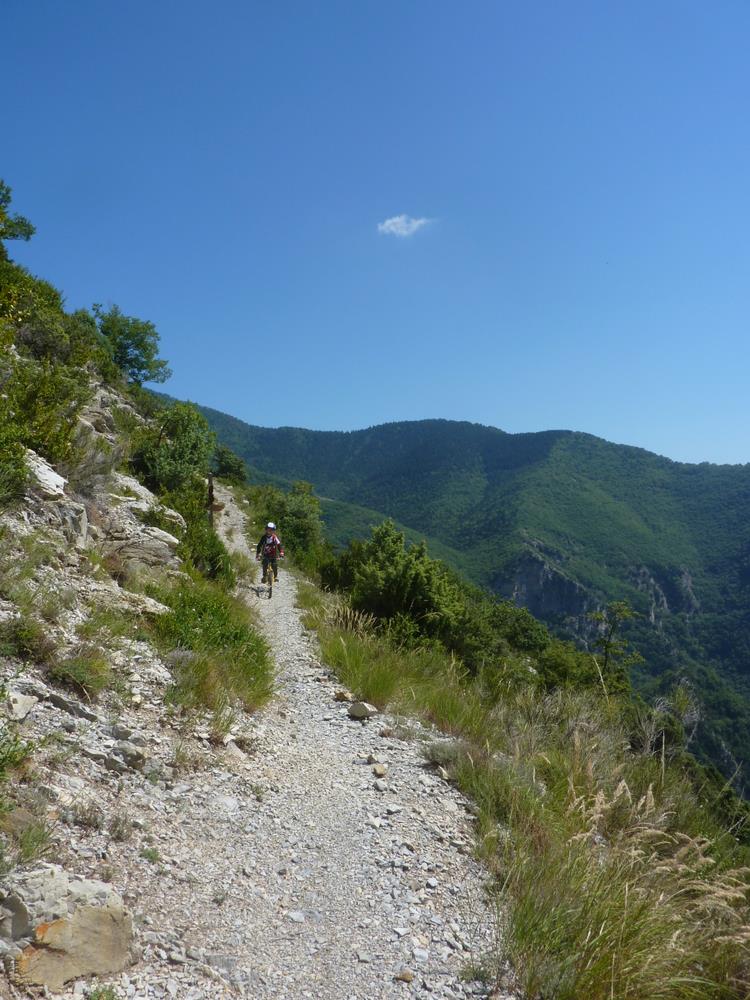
[204,485,504,1000]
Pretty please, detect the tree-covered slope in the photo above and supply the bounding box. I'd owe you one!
[199,406,748,603]
[199,405,750,778]
[318,497,476,581]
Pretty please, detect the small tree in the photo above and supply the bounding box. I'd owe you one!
[93,304,171,385]
[212,444,247,484]
[334,520,467,649]
[131,402,215,493]
[589,600,643,696]
[0,181,35,260]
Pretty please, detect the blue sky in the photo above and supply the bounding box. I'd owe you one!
[5,1,749,464]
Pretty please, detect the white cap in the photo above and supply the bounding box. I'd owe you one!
[266,522,276,529]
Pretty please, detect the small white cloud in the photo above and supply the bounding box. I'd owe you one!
[377,214,430,238]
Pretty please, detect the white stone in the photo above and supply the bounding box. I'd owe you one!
[5,691,38,721]
[26,450,66,497]
[348,702,379,720]
[143,525,180,550]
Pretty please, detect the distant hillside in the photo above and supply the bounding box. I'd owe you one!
[318,497,476,581]
[198,405,750,781]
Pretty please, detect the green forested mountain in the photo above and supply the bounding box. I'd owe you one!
[199,406,750,779]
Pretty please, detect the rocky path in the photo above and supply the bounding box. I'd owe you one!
[199,488,499,1000]
[43,489,503,1000]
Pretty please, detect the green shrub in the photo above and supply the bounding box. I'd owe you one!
[126,384,166,419]
[0,613,56,663]
[128,405,234,584]
[130,402,214,493]
[321,519,580,679]
[2,355,90,465]
[0,259,64,360]
[0,448,26,512]
[49,646,111,699]
[64,309,121,378]
[15,819,54,864]
[107,812,133,842]
[147,576,272,713]
[0,360,28,512]
[158,482,235,587]
[213,443,247,483]
[0,726,33,778]
[76,606,134,642]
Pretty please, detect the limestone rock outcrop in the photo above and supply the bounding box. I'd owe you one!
[0,865,134,990]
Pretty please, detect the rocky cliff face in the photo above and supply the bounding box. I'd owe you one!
[490,542,596,648]
[498,552,592,621]
[0,385,189,992]
[492,541,704,651]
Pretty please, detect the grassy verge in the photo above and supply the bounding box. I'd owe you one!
[315,611,750,999]
[229,549,257,586]
[0,722,38,873]
[294,579,326,628]
[146,574,273,726]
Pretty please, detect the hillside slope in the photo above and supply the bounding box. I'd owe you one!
[199,406,750,779]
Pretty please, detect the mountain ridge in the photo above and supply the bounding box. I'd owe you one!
[196,401,750,780]
[195,403,749,469]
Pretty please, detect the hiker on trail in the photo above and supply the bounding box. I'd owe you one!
[256,522,284,583]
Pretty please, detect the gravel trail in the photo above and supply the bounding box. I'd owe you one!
[204,488,500,1000]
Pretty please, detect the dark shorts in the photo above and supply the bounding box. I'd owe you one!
[262,556,278,580]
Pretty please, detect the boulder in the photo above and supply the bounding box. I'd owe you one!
[0,809,38,841]
[46,691,99,722]
[16,903,132,990]
[113,740,147,770]
[0,865,133,991]
[348,702,379,720]
[106,472,186,528]
[5,690,39,722]
[100,510,181,571]
[110,472,158,506]
[116,590,170,617]
[25,451,66,499]
[57,501,89,550]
